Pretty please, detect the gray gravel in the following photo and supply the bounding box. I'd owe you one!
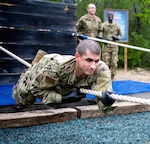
[0,111,150,144]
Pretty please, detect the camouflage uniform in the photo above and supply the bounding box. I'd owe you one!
[76,14,102,37]
[101,22,121,78]
[12,53,112,106]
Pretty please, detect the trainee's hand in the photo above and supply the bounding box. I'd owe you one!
[101,91,115,106]
[62,88,85,104]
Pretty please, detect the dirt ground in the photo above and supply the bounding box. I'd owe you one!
[114,67,150,83]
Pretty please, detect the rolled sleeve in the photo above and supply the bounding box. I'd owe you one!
[91,61,112,92]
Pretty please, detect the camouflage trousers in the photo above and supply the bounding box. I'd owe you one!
[12,69,62,106]
[12,69,36,105]
[102,51,118,77]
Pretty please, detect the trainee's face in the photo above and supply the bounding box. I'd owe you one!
[76,49,100,76]
[87,4,96,15]
[108,12,114,20]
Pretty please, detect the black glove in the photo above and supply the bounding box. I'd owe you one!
[96,35,103,39]
[96,35,108,45]
[112,36,119,41]
[101,91,115,106]
[62,88,86,104]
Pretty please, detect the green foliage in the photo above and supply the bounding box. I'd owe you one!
[128,31,150,68]
[119,31,150,69]
[141,52,150,69]
[76,0,150,69]
[136,0,150,25]
[76,0,88,20]
[127,49,142,68]
[45,0,150,69]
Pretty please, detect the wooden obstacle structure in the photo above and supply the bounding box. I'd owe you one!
[0,0,76,84]
[0,0,150,129]
[0,95,150,128]
[0,92,150,128]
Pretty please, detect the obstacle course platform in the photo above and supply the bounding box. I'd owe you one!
[0,80,150,106]
[0,80,150,128]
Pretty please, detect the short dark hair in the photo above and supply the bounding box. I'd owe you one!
[76,39,101,56]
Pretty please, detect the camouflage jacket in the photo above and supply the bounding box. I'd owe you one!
[76,14,102,37]
[102,22,122,49]
[13,54,112,105]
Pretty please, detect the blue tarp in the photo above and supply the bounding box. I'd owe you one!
[113,80,150,95]
[0,80,150,106]
[0,84,15,106]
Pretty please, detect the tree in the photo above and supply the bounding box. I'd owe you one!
[76,0,150,69]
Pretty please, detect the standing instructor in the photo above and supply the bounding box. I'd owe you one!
[101,11,122,80]
[76,3,102,38]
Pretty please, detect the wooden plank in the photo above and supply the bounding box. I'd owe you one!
[0,100,150,128]
[0,59,29,73]
[0,43,76,84]
[76,102,150,119]
[0,0,76,84]
[0,108,77,128]
[0,74,20,84]
[0,0,76,29]
[0,44,76,58]
[0,44,75,73]
[0,0,76,15]
[0,12,76,29]
[124,47,128,72]
[0,29,76,44]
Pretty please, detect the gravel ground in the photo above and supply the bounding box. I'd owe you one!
[0,112,150,144]
[115,68,150,83]
[0,68,150,144]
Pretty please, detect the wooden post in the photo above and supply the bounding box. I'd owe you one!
[124,47,127,72]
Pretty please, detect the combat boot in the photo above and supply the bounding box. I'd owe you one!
[111,74,115,80]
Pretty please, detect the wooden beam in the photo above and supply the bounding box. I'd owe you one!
[0,108,77,128]
[76,102,150,119]
[1,94,150,129]
[124,47,128,72]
